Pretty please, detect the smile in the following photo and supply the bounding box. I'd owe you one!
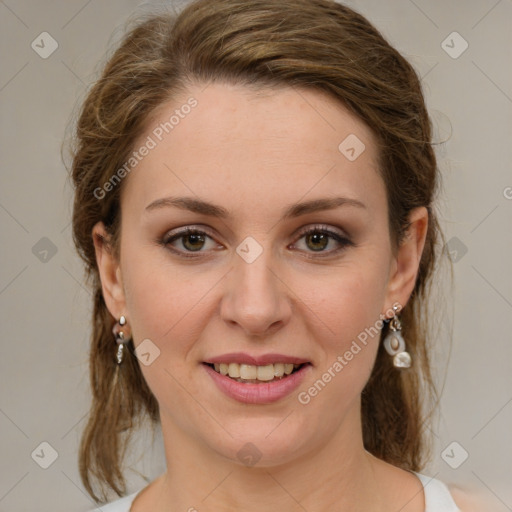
[202,361,312,404]
[205,362,304,383]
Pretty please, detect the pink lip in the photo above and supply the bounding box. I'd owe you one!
[204,352,310,366]
[202,362,312,404]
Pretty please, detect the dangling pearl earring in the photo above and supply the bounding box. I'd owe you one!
[383,305,412,369]
[112,315,127,365]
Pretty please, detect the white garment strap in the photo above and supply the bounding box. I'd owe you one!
[92,472,462,512]
[414,472,461,511]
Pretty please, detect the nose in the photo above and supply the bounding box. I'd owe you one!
[220,248,292,337]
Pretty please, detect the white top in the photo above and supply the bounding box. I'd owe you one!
[89,472,460,511]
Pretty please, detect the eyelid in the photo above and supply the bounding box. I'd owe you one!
[160,223,353,258]
[162,224,217,242]
[161,225,222,255]
[290,224,354,258]
[294,223,348,239]
[162,223,349,241]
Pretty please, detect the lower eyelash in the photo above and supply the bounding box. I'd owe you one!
[160,226,353,258]
[295,228,354,255]
[160,228,212,257]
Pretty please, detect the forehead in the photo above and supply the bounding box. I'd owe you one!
[121,82,385,221]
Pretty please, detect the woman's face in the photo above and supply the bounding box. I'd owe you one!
[96,82,425,466]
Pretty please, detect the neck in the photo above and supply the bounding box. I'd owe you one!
[147,410,386,512]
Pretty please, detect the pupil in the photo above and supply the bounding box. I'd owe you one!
[184,233,205,251]
[307,233,327,251]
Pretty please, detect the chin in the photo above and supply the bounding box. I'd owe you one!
[204,414,318,468]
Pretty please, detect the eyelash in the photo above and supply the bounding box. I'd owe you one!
[159,224,354,259]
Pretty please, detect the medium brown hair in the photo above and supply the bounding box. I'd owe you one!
[68,0,451,502]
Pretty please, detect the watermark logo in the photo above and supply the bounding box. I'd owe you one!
[32,237,58,263]
[441,31,469,59]
[31,32,58,59]
[135,338,161,366]
[236,442,262,466]
[297,303,402,405]
[31,441,58,469]
[441,441,469,469]
[93,97,198,200]
[444,236,468,263]
[338,134,366,161]
[236,236,263,264]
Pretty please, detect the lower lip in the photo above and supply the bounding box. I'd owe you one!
[202,363,312,404]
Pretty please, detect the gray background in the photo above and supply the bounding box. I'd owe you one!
[0,0,511,510]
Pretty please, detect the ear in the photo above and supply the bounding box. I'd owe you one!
[383,206,429,314]
[92,221,126,319]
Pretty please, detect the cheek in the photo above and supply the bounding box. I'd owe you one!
[121,241,223,356]
[298,258,389,346]
[293,261,388,404]
[120,229,390,412]
[120,254,217,414]
[124,269,206,342]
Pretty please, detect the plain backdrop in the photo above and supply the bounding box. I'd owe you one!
[0,1,511,511]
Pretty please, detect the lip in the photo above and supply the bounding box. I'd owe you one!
[204,352,311,366]
[202,362,312,404]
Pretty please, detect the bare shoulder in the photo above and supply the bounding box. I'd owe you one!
[366,455,425,511]
[450,486,477,511]
[130,474,165,512]
[449,484,499,512]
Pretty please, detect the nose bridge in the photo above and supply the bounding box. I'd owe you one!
[221,240,290,335]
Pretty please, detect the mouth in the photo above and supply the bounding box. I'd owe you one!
[202,359,313,404]
[202,362,309,383]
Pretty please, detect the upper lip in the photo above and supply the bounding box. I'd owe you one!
[204,352,311,366]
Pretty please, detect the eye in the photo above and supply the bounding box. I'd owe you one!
[159,224,354,259]
[160,227,220,257]
[291,225,354,256]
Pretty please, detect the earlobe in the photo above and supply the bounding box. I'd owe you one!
[92,221,126,319]
[384,206,429,311]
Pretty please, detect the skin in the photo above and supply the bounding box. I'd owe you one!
[93,82,431,511]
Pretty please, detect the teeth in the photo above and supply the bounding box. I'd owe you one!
[240,364,257,380]
[284,363,294,375]
[210,362,303,382]
[257,364,275,381]
[228,363,240,378]
[274,363,284,377]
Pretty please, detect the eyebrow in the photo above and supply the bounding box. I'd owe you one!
[144,195,366,220]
